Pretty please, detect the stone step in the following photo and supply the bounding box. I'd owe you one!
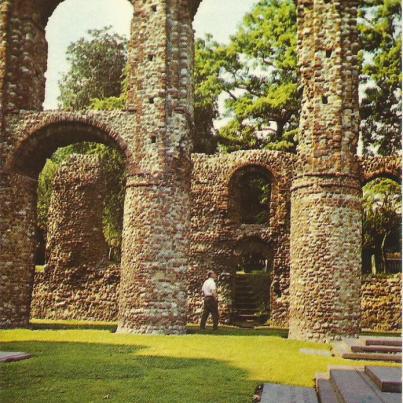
[330,368,382,403]
[261,383,318,403]
[366,339,402,347]
[237,314,260,320]
[342,352,402,363]
[365,366,402,393]
[351,345,402,354]
[234,303,259,309]
[233,309,259,314]
[316,376,339,403]
[0,352,32,363]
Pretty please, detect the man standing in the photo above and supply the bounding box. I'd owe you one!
[200,270,219,330]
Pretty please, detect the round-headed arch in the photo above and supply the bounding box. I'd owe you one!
[8,116,132,178]
[228,164,274,225]
[360,156,402,186]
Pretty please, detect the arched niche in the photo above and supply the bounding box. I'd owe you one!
[228,165,273,225]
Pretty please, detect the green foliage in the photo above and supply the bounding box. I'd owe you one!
[195,0,299,153]
[362,178,402,273]
[195,0,401,155]
[58,26,128,110]
[90,96,126,111]
[37,159,59,231]
[358,0,401,155]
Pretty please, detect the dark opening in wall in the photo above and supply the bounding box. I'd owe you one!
[362,177,402,275]
[229,165,272,225]
[235,237,273,273]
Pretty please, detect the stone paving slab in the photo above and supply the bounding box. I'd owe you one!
[0,352,32,363]
[261,383,318,403]
[300,348,332,357]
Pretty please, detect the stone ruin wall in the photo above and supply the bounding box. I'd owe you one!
[361,274,402,331]
[188,150,295,326]
[31,152,401,331]
[31,155,120,322]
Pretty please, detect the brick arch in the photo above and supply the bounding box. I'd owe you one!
[7,116,133,178]
[359,156,402,185]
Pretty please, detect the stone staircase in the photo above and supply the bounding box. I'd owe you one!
[260,337,402,403]
[232,274,267,327]
[335,337,402,363]
[261,366,402,403]
[316,366,402,403]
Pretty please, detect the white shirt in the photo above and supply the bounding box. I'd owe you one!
[202,278,216,297]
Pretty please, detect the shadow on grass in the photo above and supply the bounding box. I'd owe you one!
[30,320,289,338]
[30,321,118,332]
[0,340,255,403]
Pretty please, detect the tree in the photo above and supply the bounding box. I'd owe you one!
[362,178,401,273]
[358,0,402,155]
[194,0,300,153]
[58,26,128,110]
[195,0,401,155]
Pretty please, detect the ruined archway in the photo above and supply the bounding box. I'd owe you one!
[8,118,132,178]
[1,118,130,328]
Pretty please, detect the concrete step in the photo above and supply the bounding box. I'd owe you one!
[365,366,402,393]
[261,383,318,403]
[351,345,401,354]
[359,372,402,403]
[316,376,339,403]
[366,339,402,347]
[330,368,382,403]
[342,352,402,363]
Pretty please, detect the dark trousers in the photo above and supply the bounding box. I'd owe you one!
[200,296,219,330]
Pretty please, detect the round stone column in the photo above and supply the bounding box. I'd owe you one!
[289,175,362,341]
[289,0,362,341]
[117,174,189,334]
[0,171,37,328]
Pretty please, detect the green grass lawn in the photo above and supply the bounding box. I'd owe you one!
[0,322,398,403]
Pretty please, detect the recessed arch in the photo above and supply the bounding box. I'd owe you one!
[228,164,274,225]
[360,156,402,186]
[7,116,132,178]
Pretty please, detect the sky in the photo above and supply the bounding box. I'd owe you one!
[44,0,257,109]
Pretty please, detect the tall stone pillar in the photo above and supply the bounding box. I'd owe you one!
[118,0,194,334]
[0,172,37,328]
[289,0,362,341]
